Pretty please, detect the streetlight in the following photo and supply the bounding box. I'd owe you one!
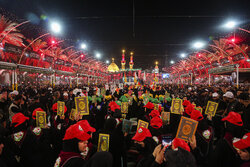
[193,41,205,49]
[180,53,186,58]
[224,20,237,29]
[106,60,110,64]
[223,20,250,33]
[96,53,101,59]
[170,60,175,64]
[50,21,62,34]
[81,43,87,50]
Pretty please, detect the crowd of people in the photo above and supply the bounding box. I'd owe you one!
[0,83,249,167]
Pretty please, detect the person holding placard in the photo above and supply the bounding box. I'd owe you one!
[209,111,244,167]
[189,109,214,167]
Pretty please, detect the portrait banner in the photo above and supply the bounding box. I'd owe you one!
[161,112,170,125]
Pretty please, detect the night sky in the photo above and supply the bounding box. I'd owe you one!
[0,0,250,70]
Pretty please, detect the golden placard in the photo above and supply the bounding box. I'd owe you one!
[121,102,128,114]
[75,96,89,116]
[36,111,46,128]
[195,107,203,114]
[137,119,149,130]
[171,99,183,115]
[69,109,77,120]
[57,101,65,116]
[161,112,170,125]
[97,133,110,152]
[205,101,218,117]
[176,116,198,142]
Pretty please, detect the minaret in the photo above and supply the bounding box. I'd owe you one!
[155,61,159,73]
[121,50,126,70]
[129,52,134,69]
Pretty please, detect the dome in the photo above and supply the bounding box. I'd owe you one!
[107,58,119,72]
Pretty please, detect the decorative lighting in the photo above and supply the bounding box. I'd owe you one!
[170,60,175,64]
[106,60,110,64]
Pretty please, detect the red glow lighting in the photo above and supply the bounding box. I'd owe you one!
[231,38,235,42]
[80,54,84,58]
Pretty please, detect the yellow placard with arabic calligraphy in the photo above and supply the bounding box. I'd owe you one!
[69,109,77,121]
[171,99,183,115]
[137,119,149,130]
[195,107,203,114]
[36,111,46,128]
[97,133,110,152]
[121,102,128,113]
[176,116,198,142]
[205,101,218,117]
[57,101,65,116]
[75,96,89,116]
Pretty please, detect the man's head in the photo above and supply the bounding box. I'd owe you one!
[238,93,249,107]
[14,95,23,105]
[212,92,219,100]
[223,91,234,102]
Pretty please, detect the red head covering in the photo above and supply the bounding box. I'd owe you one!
[150,116,163,129]
[12,113,29,127]
[172,138,190,152]
[52,103,67,113]
[184,104,194,116]
[233,133,250,150]
[144,102,154,110]
[63,124,91,141]
[182,100,191,107]
[77,120,96,132]
[109,101,121,112]
[149,110,160,118]
[190,110,204,121]
[132,127,152,142]
[222,111,243,126]
[32,108,44,119]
